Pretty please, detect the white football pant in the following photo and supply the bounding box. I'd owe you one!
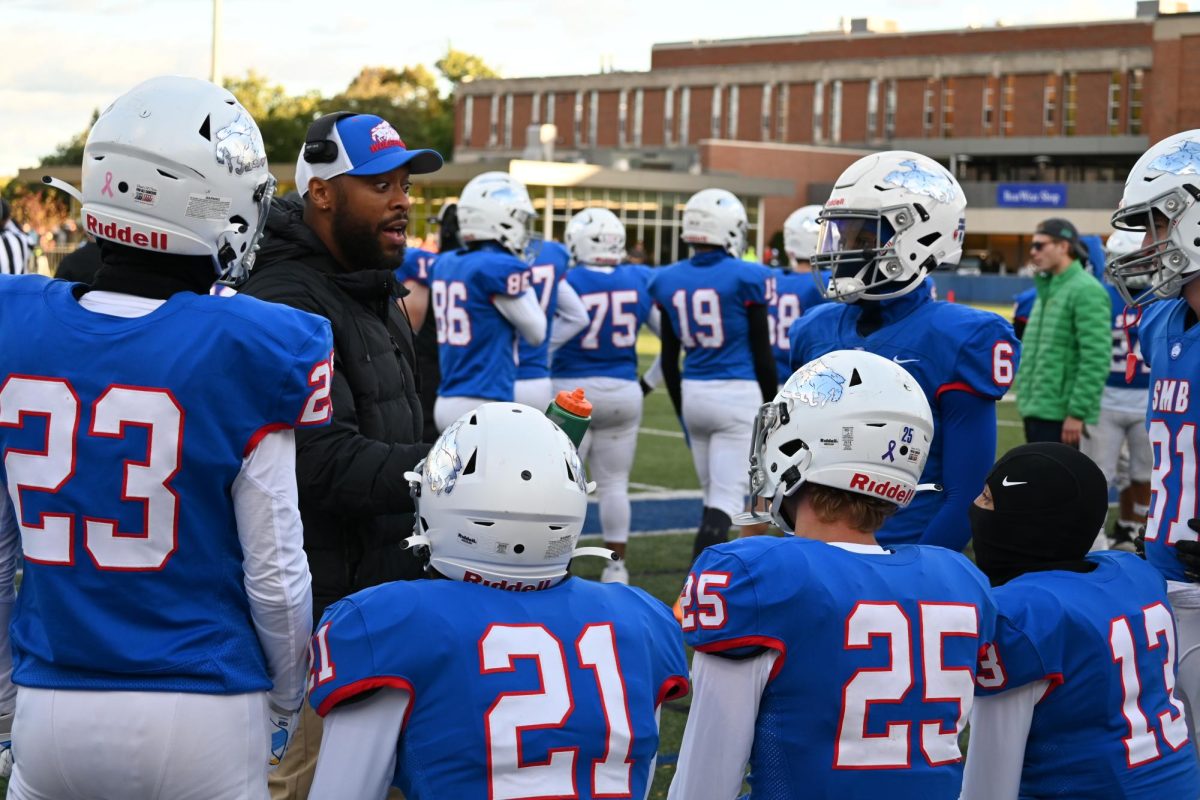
[514,378,554,413]
[682,379,760,520]
[8,687,269,800]
[1167,585,1200,760]
[1082,406,1153,488]
[555,377,643,544]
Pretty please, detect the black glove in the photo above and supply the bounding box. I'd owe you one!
[1135,525,1146,559]
[1179,520,1200,580]
[639,376,654,397]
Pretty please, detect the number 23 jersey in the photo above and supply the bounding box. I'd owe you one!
[681,536,996,800]
[310,577,689,800]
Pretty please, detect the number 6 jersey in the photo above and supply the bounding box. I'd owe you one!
[309,576,689,800]
[0,276,333,694]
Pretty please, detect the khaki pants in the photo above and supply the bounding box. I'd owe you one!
[269,701,405,799]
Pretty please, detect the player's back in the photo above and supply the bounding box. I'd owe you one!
[1105,283,1151,390]
[0,276,331,693]
[769,268,826,384]
[517,239,570,380]
[552,264,654,381]
[979,553,1200,798]
[431,244,529,400]
[683,535,996,799]
[311,576,689,800]
[395,246,435,287]
[649,250,771,381]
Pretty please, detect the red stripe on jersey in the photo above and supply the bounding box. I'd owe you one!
[244,423,290,458]
[935,381,984,400]
[656,674,691,707]
[315,676,416,727]
[695,635,788,681]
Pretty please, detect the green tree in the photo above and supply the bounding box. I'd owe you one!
[435,48,500,85]
[326,65,452,156]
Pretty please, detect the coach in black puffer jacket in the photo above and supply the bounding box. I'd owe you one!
[241,189,431,620]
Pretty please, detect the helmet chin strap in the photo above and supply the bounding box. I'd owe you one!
[42,176,84,204]
[572,545,618,561]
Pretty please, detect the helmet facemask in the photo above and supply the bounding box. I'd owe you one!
[814,207,925,302]
[1108,189,1198,307]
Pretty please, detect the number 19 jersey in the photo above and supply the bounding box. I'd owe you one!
[310,577,689,800]
[0,276,333,694]
[681,536,996,800]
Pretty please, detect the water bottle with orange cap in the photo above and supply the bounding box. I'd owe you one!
[545,388,592,448]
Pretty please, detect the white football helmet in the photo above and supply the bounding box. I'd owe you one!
[783,205,822,264]
[682,188,747,257]
[815,151,966,303]
[456,172,538,257]
[565,207,626,266]
[745,350,935,533]
[404,403,612,589]
[1108,130,1200,307]
[45,76,274,285]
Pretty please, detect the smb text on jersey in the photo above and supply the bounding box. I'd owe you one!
[518,239,570,380]
[789,284,1018,545]
[0,276,333,693]
[310,577,689,799]
[431,243,531,401]
[977,553,1200,798]
[1137,299,1200,581]
[553,264,655,381]
[681,536,996,800]
[649,250,772,380]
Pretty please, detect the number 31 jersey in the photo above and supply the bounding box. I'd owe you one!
[681,536,996,800]
[310,577,689,800]
[0,276,333,694]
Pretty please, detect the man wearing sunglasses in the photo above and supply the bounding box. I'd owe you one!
[1014,218,1111,447]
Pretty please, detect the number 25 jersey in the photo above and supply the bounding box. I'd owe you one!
[681,536,996,800]
[0,276,333,694]
[310,577,689,800]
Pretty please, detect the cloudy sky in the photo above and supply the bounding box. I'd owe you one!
[0,0,1160,177]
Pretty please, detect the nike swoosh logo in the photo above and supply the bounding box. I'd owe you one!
[1001,477,1027,487]
[892,357,919,364]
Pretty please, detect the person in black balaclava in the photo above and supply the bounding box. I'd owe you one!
[961,442,1200,799]
[969,442,1109,586]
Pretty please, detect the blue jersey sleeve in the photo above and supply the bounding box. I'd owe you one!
[395,248,436,287]
[1137,299,1174,371]
[626,586,691,703]
[477,252,532,298]
[944,309,1020,400]
[680,541,786,663]
[975,585,1064,697]
[740,264,770,307]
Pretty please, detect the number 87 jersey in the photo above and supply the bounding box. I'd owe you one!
[678,536,996,800]
[309,577,689,800]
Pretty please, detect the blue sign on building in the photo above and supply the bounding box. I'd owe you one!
[996,183,1068,208]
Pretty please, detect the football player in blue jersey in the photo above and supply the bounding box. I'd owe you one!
[790,151,1020,551]
[1108,128,1200,753]
[1011,286,1036,340]
[515,237,590,411]
[553,208,658,584]
[650,188,778,558]
[669,351,997,800]
[963,442,1200,799]
[769,205,828,386]
[394,239,436,331]
[431,172,547,431]
[306,403,689,799]
[0,77,333,799]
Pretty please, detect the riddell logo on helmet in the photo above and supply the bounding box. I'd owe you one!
[849,472,914,504]
[463,570,551,592]
[85,214,168,250]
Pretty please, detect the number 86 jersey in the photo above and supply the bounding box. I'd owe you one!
[309,577,689,800]
[680,536,996,800]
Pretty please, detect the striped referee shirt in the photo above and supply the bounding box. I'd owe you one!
[0,221,30,275]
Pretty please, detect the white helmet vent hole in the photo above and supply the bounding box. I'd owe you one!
[849,369,863,387]
[866,422,886,428]
[514,544,525,554]
[521,470,532,481]
[199,115,211,141]
[156,169,178,180]
[917,232,941,247]
[462,450,478,476]
[468,415,478,425]
[549,525,564,531]
[472,520,494,527]
[778,439,805,458]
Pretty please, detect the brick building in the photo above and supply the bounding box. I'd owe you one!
[451,4,1200,270]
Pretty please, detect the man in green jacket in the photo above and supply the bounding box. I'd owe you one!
[1015,218,1112,447]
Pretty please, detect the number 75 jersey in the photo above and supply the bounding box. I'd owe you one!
[681,536,996,800]
[309,577,689,800]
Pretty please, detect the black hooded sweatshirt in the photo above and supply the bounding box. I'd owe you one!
[240,196,427,620]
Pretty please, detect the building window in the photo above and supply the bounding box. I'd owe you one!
[665,87,675,146]
[1108,72,1122,135]
[1062,73,1076,136]
[680,86,690,146]
[1042,76,1057,135]
[573,91,583,146]
[1001,76,1015,137]
[712,85,723,138]
[1128,68,1144,135]
[885,80,896,139]
[982,79,995,132]
[727,84,739,140]
[761,84,773,142]
[941,79,954,138]
[546,92,556,128]
[633,88,644,148]
[589,90,599,147]
[776,83,789,142]
[618,89,628,148]
[489,95,499,147]
[866,78,879,139]
[503,93,514,149]
[922,81,935,137]
[830,80,843,144]
[813,80,825,143]
[463,96,474,145]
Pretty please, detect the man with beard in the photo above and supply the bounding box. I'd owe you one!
[238,111,443,800]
